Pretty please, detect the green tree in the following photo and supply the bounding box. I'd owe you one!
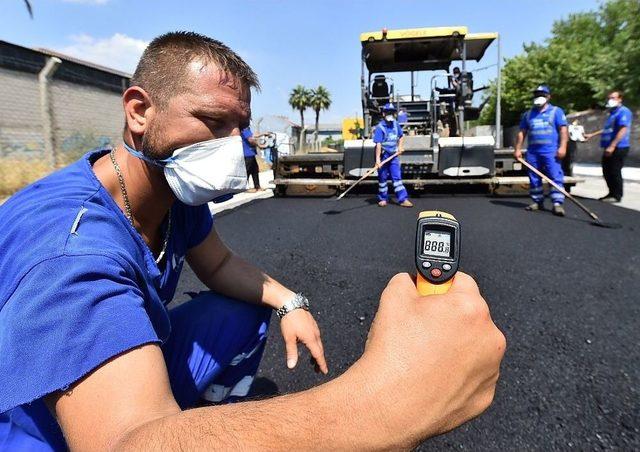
[310,86,332,142]
[288,85,312,151]
[288,85,311,130]
[480,0,640,126]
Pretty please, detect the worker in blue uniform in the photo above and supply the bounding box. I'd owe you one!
[584,90,633,203]
[373,103,413,208]
[514,85,568,216]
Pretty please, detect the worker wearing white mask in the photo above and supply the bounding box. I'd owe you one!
[584,90,633,203]
[0,31,329,450]
[514,85,568,216]
[373,103,413,207]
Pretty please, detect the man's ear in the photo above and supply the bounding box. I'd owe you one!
[123,86,155,136]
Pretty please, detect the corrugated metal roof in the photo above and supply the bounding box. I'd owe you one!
[35,47,132,78]
[0,39,130,93]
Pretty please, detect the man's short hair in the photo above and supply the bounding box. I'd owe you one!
[610,89,624,99]
[131,31,260,107]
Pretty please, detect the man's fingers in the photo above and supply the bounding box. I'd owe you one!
[384,273,418,294]
[284,336,298,369]
[446,271,480,296]
[302,336,328,374]
[385,272,480,301]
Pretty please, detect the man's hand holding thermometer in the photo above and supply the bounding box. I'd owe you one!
[360,220,506,446]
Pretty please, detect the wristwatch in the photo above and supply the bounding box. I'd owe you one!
[276,293,310,319]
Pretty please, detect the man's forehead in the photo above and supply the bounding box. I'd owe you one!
[183,60,251,113]
[188,60,250,94]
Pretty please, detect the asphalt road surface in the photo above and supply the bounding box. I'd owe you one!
[174,194,639,450]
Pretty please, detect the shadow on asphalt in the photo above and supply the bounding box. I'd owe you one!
[490,199,626,230]
[489,199,530,209]
[322,197,378,215]
[248,377,279,399]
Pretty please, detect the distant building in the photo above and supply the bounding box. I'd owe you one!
[306,123,343,144]
[0,39,130,169]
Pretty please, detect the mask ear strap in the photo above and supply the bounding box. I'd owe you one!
[122,142,172,167]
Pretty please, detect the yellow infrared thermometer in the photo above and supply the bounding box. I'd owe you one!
[415,211,460,295]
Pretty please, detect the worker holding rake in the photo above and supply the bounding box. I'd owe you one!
[514,85,568,216]
[374,103,413,208]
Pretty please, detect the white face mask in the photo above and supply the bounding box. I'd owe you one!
[124,135,248,206]
[385,114,395,122]
[606,98,619,109]
[533,96,547,107]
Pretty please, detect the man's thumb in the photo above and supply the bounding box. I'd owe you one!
[286,339,298,369]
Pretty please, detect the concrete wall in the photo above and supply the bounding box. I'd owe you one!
[0,67,123,164]
[0,60,128,195]
[50,78,123,164]
[0,67,44,158]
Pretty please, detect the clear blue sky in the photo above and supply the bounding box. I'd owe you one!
[2,0,601,127]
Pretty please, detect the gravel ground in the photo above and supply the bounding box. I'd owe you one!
[174,194,639,450]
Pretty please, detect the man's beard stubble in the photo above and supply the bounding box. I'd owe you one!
[141,119,173,160]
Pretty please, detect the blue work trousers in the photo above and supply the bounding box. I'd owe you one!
[526,151,565,205]
[0,292,271,450]
[377,155,408,203]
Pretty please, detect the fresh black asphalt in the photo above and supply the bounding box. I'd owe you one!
[174,194,639,450]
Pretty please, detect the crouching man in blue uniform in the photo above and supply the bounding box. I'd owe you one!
[514,85,568,216]
[0,32,508,452]
[373,103,413,208]
[0,32,328,450]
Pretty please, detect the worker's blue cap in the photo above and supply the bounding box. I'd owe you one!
[533,85,551,95]
[381,103,397,112]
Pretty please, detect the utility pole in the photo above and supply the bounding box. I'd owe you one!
[39,56,62,169]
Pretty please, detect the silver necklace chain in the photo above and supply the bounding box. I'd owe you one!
[109,148,171,265]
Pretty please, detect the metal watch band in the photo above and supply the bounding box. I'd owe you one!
[276,293,310,319]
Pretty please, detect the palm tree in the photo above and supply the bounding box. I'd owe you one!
[288,85,311,151]
[310,86,332,143]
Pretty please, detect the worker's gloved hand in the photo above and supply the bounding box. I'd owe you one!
[354,272,506,448]
[280,308,328,374]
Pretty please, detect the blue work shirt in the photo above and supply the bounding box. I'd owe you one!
[0,148,213,449]
[601,105,632,148]
[397,111,408,126]
[519,104,567,154]
[241,127,257,158]
[373,120,403,155]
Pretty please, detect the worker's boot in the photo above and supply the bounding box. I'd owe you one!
[552,203,565,216]
[399,200,414,208]
[525,202,544,211]
[378,200,388,207]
